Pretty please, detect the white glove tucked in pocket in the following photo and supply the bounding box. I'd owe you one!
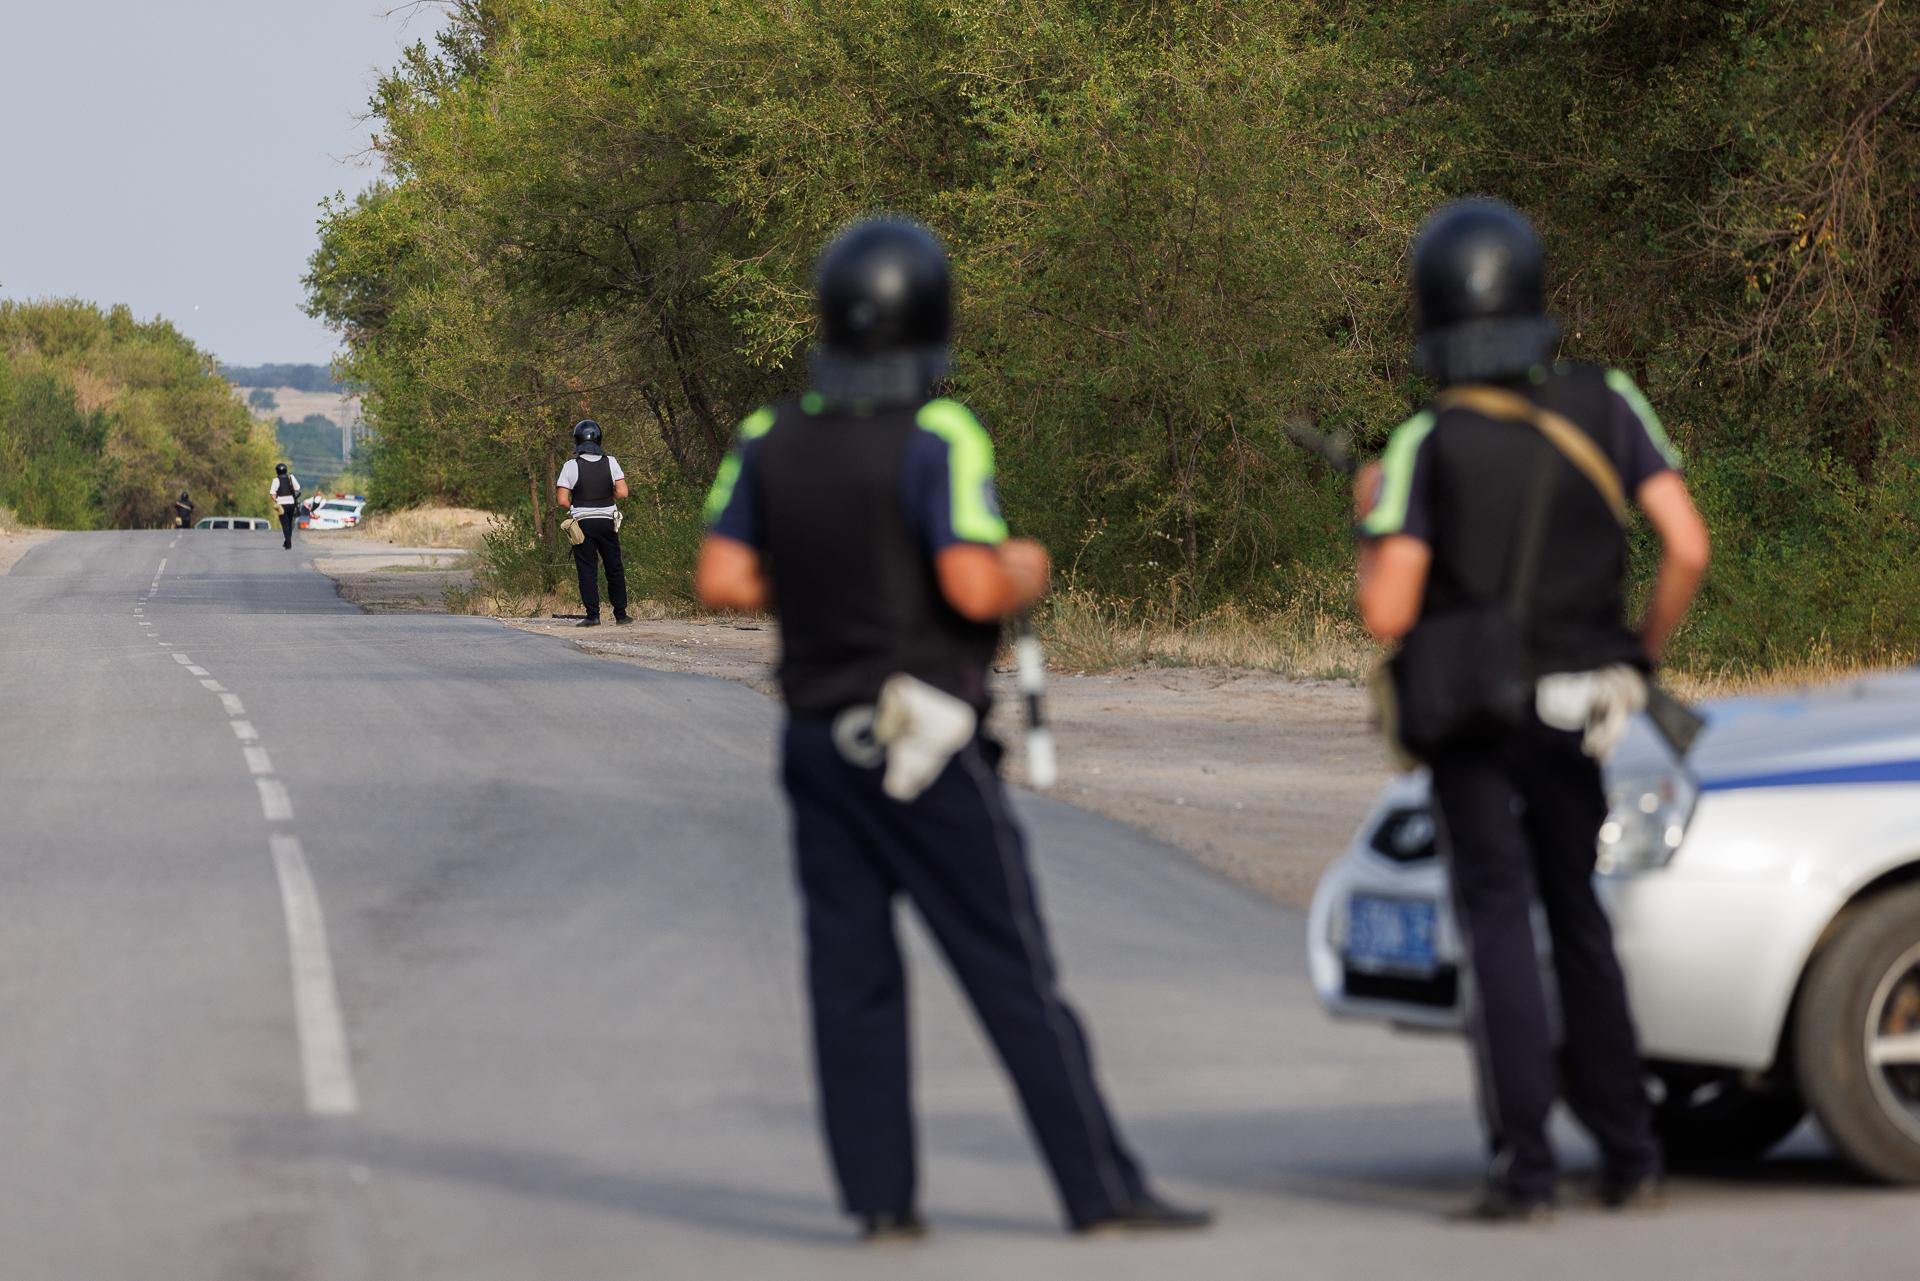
[872,675,978,802]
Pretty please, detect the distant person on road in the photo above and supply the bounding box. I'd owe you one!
[554,419,631,628]
[174,491,194,529]
[695,217,1212,1243]
[270,463,301,549]
[1353,198,1711,1221]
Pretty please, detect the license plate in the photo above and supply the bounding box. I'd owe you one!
[1345,894,1439,975]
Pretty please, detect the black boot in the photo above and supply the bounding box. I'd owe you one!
[1448,1182,1555,1225]
[858,1210,926,1243]
[576,616,600,628]
[1596,1172,1664,1212]
[1074,1193,1214,1235]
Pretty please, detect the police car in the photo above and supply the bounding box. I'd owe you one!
[1309,670,1920,1182]
[298,497,367,530]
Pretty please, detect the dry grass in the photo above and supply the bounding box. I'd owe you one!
[1035,589,1908,697]
[359,506,494,551]
[442,584,696,621]
[1668,651,1919,701]
[0,507,23,535]
[1036,589,1379,681]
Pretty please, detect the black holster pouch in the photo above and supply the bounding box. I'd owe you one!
[1386,608,1536,760]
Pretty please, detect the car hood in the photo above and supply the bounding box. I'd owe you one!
[1614,668,1920,790]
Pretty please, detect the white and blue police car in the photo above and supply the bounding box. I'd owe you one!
[1309,669,1920,1182]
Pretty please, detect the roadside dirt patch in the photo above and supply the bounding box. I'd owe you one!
[0,530,53,576]
[1023,668,1384,906]
[511,614,784,695]
[311,535,475,613]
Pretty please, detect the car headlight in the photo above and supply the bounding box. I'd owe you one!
[1369,806,1439,864]
[1596,769,1698,875]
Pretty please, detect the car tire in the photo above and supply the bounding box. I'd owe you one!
[1651,1070,1806,1169]
[1794,883,1920,1183]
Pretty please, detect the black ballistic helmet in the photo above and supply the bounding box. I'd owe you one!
[179,491,190,502]
[1411,198,1560,386]
[573,419,603,451]
[275,462,288,476]
[811,216,952,406]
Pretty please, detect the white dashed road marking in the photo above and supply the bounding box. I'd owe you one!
[256,779,294,822]
[269,834,360,1117]
[149,583,358,1120]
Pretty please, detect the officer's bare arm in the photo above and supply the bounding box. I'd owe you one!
[555,487,573,510]
[1355,536,1430,641]
[614,478,630,499]
[936,539,1050,623]
[1636,471,1710,665]
[695,534,769,611]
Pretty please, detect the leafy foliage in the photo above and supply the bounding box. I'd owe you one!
[307,0,1920,669]
[0,301,279,528]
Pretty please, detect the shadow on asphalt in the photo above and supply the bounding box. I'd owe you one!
[236,1107,1873,1242]
[237,1120,1060,1245]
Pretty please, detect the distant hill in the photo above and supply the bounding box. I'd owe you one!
[219,362,343,393]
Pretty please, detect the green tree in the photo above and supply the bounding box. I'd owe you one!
[0,301,278,528]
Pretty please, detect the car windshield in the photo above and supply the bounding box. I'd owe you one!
[319,502,360,513]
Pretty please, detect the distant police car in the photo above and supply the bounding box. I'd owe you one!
[194,517,272,531]
[1310,671,1920,1182]
[298,497,367,531]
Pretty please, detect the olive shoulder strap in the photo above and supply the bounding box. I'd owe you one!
[1434,383,1629,526]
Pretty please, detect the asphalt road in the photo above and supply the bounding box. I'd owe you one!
[0,529,1912,1279]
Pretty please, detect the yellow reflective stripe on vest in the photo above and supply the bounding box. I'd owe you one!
[702,405,776,525]
[1361,411,1436,538]
[915,399,1008,544]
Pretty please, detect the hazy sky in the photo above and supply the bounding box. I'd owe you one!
[0,1,449,367]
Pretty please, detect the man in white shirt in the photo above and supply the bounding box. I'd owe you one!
[269,463,301,549]
[555,419,632,627]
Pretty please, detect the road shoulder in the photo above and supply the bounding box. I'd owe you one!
[0,530,53,576]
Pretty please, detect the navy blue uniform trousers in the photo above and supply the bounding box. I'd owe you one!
[781,716,1146,1228]
[1430,719,1659,1200]
[570,517,627,619]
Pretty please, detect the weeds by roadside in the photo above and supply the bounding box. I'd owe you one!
[0,507,23,535]
[1036,588,1377,682]
[358,506,492,551]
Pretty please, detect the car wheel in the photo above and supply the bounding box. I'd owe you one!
[1651,1069,1805,1168]
[1794,883,1920,1183]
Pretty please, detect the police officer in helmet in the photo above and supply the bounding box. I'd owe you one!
[270,463,301,549]
[174,491,194,530]
[1354,199,1711,1220]
[696,217,1211,1241]
[555,419,632,627]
